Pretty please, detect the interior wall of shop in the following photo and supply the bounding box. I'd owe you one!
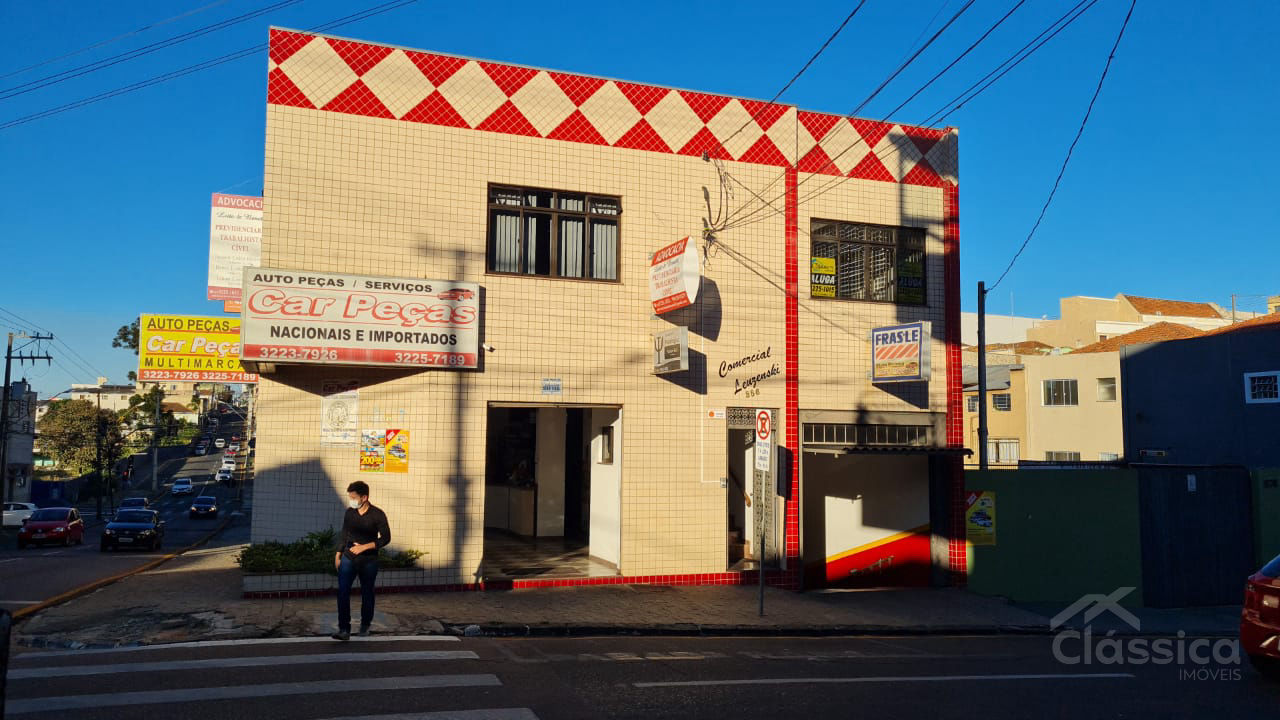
[1255,469,1280,566]
[964,469,1144,605]
[589,408,622,566]
[802,453,930,587]
[252,31,957,585]
[535,407,567,537]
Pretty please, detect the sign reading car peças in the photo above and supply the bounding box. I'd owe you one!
[241,268,481,369]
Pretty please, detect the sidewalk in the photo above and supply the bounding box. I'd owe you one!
[9,536,1241,652]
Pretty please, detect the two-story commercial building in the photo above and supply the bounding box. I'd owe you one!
[244,29,966,593]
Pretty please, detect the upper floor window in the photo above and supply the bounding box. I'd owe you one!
[992,393,1011,411]
[487,185,620,281]
[1042,379,1078,406]
[1245,371,1280,404]
[1097,377,1117,402]
[966,396,979,413]
[809,219,926,304]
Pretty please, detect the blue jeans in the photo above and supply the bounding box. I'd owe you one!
[336,554,379,633]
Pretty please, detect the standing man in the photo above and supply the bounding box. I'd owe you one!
[332,480,390,641]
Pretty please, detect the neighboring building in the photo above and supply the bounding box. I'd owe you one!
[1269,296,1280,315]
[960,340,1052,367]
[1020,352,1125,463]
[67,378,136,412]
[1026,294,1233,350]
[960,312,1037,346]
[1121,313,1280,467]
[962,365,1028,467]
[4,380,38,503]
[247,29,965,592]
[136,380,199,405]
[161,402,199,424]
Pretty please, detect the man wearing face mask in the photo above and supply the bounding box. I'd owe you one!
[332,480,391,641]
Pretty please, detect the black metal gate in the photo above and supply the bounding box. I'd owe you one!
[1138,466,1255,608]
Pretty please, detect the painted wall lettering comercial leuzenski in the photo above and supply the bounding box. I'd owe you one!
[870,321,931,383]
[241,268,481,369]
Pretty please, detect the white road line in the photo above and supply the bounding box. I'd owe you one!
[4,674,502,713]
[0,600,41,605]
[633,672,1135,688]
[0,557,21,564]
[12,634,460,661]
[319,711,538,720]
[8,650,478,679]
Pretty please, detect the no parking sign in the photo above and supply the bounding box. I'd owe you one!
[754,409,772,472]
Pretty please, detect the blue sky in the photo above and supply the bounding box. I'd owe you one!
[1,0,1275,398]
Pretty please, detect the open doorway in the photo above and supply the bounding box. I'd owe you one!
[726,407,778,571]
[482,405,621,579]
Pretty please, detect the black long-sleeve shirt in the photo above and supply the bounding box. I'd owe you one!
[338,505,390,560]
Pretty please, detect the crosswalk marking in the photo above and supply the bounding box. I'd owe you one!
[11,634,459,661]
[8,649,479,679]
[4,674,502,714]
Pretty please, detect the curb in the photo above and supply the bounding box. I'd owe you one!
[449,622,1061,638]
[12,512,235,622]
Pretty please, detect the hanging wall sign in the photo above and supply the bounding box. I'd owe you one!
[871,321,931,383]
[649,237,701,314]
[652,327,689,374]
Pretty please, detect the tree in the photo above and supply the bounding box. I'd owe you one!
[38,399,123,478]
[112,319,139,354]
[123,386,174,445]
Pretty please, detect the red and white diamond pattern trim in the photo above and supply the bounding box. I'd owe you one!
[268,29,957,186]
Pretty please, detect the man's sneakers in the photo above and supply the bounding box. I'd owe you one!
[357,625,372,637]
[331,630,350,641]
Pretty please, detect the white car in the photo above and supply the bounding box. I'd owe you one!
[216,468,233,484]
[214,438,226,449]
[171,478,194,496]
[3,502,38,527]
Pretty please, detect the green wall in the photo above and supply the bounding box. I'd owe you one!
[1253,469,1280,566]
[965,469,1144,606]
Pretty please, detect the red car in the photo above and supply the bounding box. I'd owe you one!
[17,507,85,548]
[1242,552,1280,678]
[437,288,474,301]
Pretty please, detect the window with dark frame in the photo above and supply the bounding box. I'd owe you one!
[809,219,926,304]
[487,185,620,281]
[992,393,1011,411]
[966,396,979,413]
[1042,379,1079,406]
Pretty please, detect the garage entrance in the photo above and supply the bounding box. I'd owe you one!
[483,405,621,579]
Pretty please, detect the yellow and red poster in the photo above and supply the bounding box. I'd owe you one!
[965,490,997,546]
[360,429,410,473]
[385,429,409,474]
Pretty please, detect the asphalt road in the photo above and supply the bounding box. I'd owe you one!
[0,428,246,615]
[5,634,1279,719]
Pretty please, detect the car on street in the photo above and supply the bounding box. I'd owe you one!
[171,478,194,496]
[216,468,233,484]
[194,444,209,456]
[119,497,150,509]
[3,501,38,527]
[101,509,165,551]
[189,496,219,519]
[1242,552,1280,678]
[214,438,226,449]
[17,508,85,548]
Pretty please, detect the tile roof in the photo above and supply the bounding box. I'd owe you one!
[1071,322,1203,354]
[1203,312,1280,336]
[984,340,1054,355]
[1120,295,1223,319]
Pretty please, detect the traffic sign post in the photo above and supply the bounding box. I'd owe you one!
[754,409,772,616]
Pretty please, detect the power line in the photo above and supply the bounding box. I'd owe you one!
[0,0,232,80]
[0,0,305,101]
[848,0,975,117]
[713,1,869,158]
[0,0,419,131]
[722,0,1098,233]
[987,0,1136,292]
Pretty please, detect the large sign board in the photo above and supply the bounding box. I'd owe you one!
[871,321,931,383]
[649,237,700,314]
[652,327,689,374]
[241,268,480,369]
[138,314,258,383]
[208,194,262,301]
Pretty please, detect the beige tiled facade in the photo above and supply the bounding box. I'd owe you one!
[251,30,960,587]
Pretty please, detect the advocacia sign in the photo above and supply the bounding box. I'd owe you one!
[649,237,700,314]
[138,314,257,383]
[241,268,481,369]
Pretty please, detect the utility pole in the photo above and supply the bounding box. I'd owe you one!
[0,333,52,509]
[1231,294,1237,324]
[95,391,103,519]
[977,282,989,471]
[151,391,160,493]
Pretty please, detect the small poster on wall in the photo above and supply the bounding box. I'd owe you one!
[359,429,386,473]
[385,429,410,473]
[320,380,359,447]
[965,491,996,546]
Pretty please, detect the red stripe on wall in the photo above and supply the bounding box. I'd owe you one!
[784,166,800,578]
[943,181,967,584]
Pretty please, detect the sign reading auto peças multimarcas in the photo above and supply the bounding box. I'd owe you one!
[241,268,480,369]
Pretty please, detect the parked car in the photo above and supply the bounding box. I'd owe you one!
[119,497,150,509]
[101,510,164,551]
[171,478,194,496]
[1242,552,1280,678]
[3,501,38,527]
[189,496,219,519]
[17,508,85,548]
[214,438,226,449]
